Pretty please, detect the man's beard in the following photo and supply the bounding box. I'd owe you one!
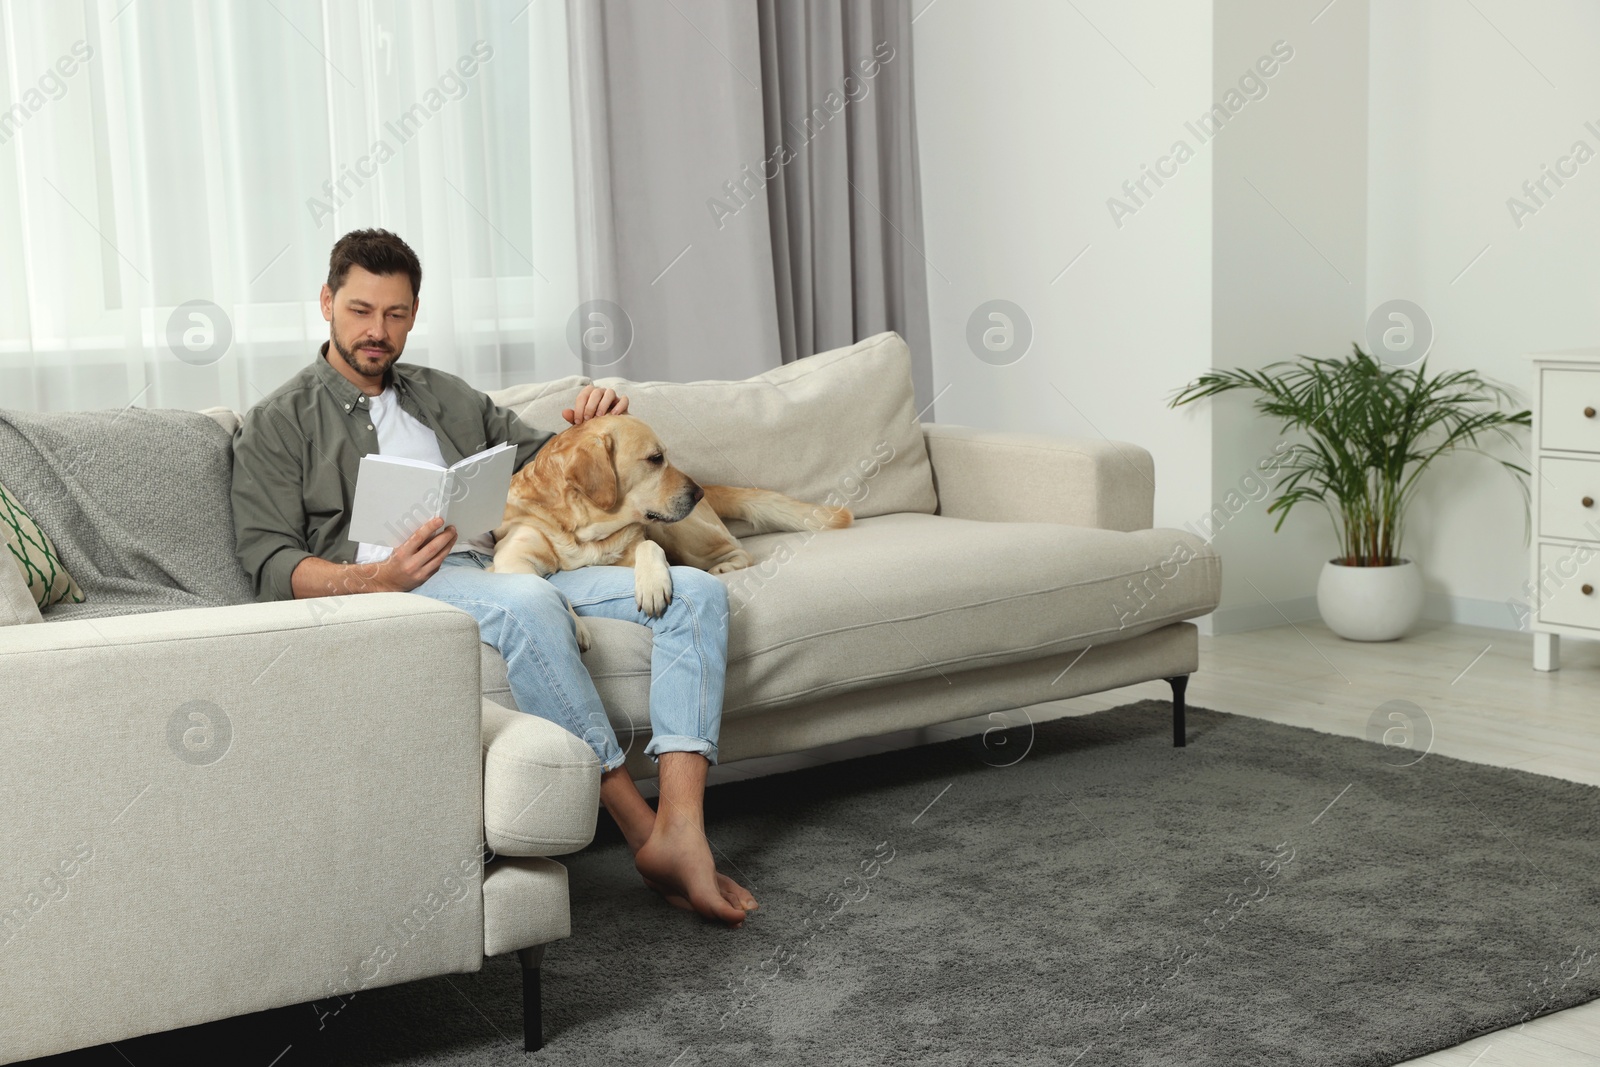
[331,331,399,382]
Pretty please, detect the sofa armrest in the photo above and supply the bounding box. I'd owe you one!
[0,593,488,1062]
[482,700,601,858]
[921,423,1155,532]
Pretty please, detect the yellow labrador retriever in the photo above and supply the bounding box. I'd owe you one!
[489,414,851,646]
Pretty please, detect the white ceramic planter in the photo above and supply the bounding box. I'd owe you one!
[1316,558,1424,641]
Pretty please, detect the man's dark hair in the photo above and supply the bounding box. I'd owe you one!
[327,229,422,303]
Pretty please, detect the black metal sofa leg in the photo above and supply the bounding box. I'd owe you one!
[1166,674,1189,747]
[519,945,545,1052]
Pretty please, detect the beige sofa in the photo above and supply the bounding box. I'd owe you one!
[0,331,1219,1062]
[480,332,1221,769]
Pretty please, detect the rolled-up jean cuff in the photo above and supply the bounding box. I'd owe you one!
[644,735,718,765]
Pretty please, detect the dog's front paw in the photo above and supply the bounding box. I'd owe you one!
[633,541,673,617]
[635,568,672,617]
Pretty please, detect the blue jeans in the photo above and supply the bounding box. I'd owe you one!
[411,549,730,772]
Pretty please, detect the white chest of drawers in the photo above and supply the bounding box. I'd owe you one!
[1529,349,1600,670]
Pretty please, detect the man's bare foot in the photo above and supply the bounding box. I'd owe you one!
[635,821,753,926]
[643,872,758,915]
[601,753,756,922]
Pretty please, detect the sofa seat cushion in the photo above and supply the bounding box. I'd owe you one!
[480,513,1220,723]
[720,512,1219,714]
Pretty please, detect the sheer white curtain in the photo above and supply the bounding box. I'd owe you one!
[0,0,579,415]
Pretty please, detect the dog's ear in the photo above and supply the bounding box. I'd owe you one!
[567,428,619,511]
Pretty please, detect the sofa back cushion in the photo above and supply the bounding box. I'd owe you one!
[483,374,593,435]
[487,332,936,520]
[608,331,937,518]
[199,406,241,434]
[0,407,254,618]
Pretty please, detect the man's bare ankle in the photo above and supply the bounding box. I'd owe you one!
[600,766,659,852]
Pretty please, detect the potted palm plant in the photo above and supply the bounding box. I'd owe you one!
[1169,345,1532,641]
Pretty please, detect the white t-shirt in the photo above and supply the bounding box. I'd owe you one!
[353,386,497,564]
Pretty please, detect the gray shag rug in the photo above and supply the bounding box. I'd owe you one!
[35,701,1600,1066]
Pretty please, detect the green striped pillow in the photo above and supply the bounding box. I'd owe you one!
[1,479,84,612]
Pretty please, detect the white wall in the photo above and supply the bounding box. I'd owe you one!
[1368,0,1600,629]
[912,0,1216,566]
[1208,0,1369,632]
[916,0,1600,637]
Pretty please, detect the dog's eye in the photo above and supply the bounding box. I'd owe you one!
[648,453,665,465]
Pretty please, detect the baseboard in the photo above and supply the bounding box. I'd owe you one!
[1420,592,1526,633]
[1209,592,1528,636]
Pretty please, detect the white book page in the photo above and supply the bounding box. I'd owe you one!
[349,456,449,548]
[440,442,517,541]
[449,441,514,471]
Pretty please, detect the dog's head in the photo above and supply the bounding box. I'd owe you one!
[546,414,703,523]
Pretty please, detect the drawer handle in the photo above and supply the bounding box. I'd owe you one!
[1587,497,1597,508]
[1586,584,1596,596]
[1588,406,1598,418]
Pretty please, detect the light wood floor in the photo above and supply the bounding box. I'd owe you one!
[694,619,1600,1066]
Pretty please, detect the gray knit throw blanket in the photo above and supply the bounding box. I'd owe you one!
[0,406,255,621]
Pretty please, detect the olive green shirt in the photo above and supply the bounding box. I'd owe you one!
[231,342,554,602]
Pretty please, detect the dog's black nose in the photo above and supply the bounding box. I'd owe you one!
[688,482,704,504]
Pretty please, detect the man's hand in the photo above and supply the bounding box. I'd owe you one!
[375,516,457,593]
[289,518,455,599]
[562,385,629,425]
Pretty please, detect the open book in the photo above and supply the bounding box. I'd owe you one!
[348,441,517,549]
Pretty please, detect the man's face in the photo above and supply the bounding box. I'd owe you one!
[319,264,418,381]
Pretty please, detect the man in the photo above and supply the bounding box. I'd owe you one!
[231,228,755,926]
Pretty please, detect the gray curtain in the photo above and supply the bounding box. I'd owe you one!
[565,0,780,383]
[565,0,932,413]
[755,0,933,410]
